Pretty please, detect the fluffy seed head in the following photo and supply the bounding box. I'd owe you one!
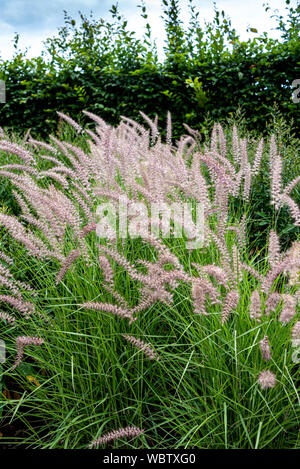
[258,370,277,389]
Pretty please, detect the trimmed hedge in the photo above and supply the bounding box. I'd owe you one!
[0,1,299,139]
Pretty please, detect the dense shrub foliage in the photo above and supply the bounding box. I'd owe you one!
[0,0,299,139]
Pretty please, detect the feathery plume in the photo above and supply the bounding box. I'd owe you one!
[56,112,83,134]
[191,280,206,315]
[279,294,297,323]
[268,230,281,268]
[0,252,13,265]
[292,321,300,340]
[231,124,240,164]
[200,265,229,287]
[252,138,264,175]
[260,336,271,361]
[265,292,281,315]
[166,111,172,146]
[56,249,81,284]
[80,222,96,238]
[270,153,282,210]
[281,195,300,227]
[89,425,144,448]
[221,290,239,324]
[0,311,16,324]
[0,141,34,165]
[258,370,277,389]
[98,255,114,284]
[12,335,44,370]
[0,295,34,316]
[123,334,159,361]
[243,163,252,202]
[249,290,262,321]
[282,175,300,198]
[81,302,136,324]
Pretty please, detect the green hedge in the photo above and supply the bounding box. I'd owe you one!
[0,1,299,139]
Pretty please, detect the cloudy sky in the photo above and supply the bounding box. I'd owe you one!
[0,0,294,60]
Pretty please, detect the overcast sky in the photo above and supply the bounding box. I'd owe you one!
[0,0,294,60]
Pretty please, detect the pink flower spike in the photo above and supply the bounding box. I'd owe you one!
[12,335,44,370]
[258,370,277,389]
[89,425,144,448]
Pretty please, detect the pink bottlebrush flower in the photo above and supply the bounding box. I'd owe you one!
[166,111,172,146]
[249,290,262,322]
[0,311,16,324]
[182,123,201,142]
[139,111,159,144]
[239,138,248,175]
[83,110,109,129]
[261,258,291,294]
[39,170,69,189]
[208,231,234,284]
[282,175,300,198]
[260,336,271,361]
[71,190,93,221]
[258,370,277,389]
[243,163,252,202]
[28,137,58,155]
[201,265,229,287]
[56,249,81,284]
[89,425,144,448]
[0,164,38,176]
[123,334,159,361]
[12,335,44,370]
[231,245,239,282]
[192,278,221,315]
[270,153,282,210]
[252,137,264,176]
[79,222,96,238]
[232,168,242,197]
[281,195,300,227]
[265,292,282,315]
[98,255,114,284]
[292,321,300,340]
[0,213,43,259]
[279,294,297,323]
[0,295,34,316]
[0,252,13,265]
[81,302,136,324]
[231,124,240,164]
[268,230,281,268]
[56,112,83,134]
[217,123,226,158]
[0,273,19,295]
[284,241,300,286]
[192,280,206,315]
[210,123,218,152]
[269,135,277,162]
[240,263,264,282]
[0,141,34,165]
[221,290,239,324]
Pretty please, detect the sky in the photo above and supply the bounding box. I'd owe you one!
[0,0,295,60]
